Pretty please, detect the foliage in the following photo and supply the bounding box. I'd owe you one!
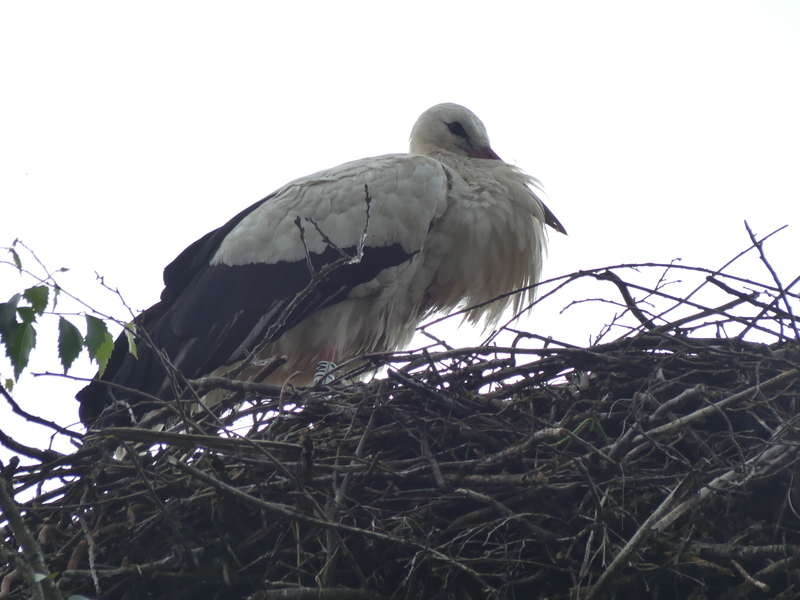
[0,241,116,387]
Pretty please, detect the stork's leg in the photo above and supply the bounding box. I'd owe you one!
[313,343,338,385]
[314,361,337,384]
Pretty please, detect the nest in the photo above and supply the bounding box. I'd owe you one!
[2,250,800,600]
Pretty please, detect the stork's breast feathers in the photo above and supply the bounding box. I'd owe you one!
[211,155,449,268]
[419,158,547,325]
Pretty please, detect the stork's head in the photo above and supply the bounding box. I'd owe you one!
[410,103,502,160]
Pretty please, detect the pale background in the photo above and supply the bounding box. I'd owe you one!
[2,1,799,459]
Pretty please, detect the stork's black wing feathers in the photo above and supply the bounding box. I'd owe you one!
[76,193,415,425]
[77,195,273,423]
[161,193,276,301]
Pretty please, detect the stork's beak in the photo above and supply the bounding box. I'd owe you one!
[468,146,503,160]
[543,204,568,235]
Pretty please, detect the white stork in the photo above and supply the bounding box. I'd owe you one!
[77,103,566,425]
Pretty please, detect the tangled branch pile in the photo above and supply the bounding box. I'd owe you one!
[2,250,800,600]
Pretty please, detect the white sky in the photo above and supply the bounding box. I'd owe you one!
[1,1,799,460]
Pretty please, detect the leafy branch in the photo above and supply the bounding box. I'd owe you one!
[0,242,116,389]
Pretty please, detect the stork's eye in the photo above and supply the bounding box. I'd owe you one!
[446,122,469,139]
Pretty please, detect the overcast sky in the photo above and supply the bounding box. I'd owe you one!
[2,1,799,457]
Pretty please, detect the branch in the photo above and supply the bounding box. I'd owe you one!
[0,386,82,440]
[0,479,63,600]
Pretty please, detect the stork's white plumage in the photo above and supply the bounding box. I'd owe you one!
[77,103,566,425]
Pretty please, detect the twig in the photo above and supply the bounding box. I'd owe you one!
[654,442,796,532]
[250,589,385,600]
[76,513,101,596]
[0,386,81,440]
[745,220,800,341]
[595,270,655,330]
[169,455,498,595]
[731,558,769,592]
[0,428,62,463]
[0,479,63,600]
[586,470,697,600]
[631,369,800,446]
[98,427,301,453]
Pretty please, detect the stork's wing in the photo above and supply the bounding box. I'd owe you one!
[77,154,450,422]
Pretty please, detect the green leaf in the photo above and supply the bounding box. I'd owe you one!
[58,317,83,373]
[124,322,138,359]
[23,285,49,316]
[0,295,21,340]
[7,322,36,380]
[9,247,21,270]
[85,316,114,377]
[84,316,108,354]
[94,333,114,378]
[52,284,61,311]
[17,306,36,324]
[4,378,13,392]
[33,573,48,582]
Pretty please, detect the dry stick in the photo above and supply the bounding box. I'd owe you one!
[650,294,757,334]
[595,270,656,330]
[481,271,581,347]
[605,384,708,460]
[322,523,370,589]
[487,243,790,347]
[104,347,279,456]
[62,552,178,580]
[0,427,61,463]
[456,488,561,541]
[737,291,794,340]
[479,428,566,466]
[334,398,379,506]
[76,513,101,596]
[745,220,800,341]
[190,373,287,398]
[128,325,247,440]
[706,276,795,320]
[167,456,497,596]
[395,344,563,370]
[646,384,706,425]
[318,402,375,588]
[118,440,199,567]
[690,543,800,560]
[388,368,459,409]
[585,470,698,600]
[721,552,800,600]
[251,588,385,600]
[649,225,788,327]
[626,369,800,446]
[591,274,786,339]
[0,386,80,442]
[420,428,447,490]
[0,479,63,600]
[122,326,205,434]
[730,558,769,592]
[654,442,796,532]
[100,427,301,453]
[99,360,296,480]
[78,376,179,423]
